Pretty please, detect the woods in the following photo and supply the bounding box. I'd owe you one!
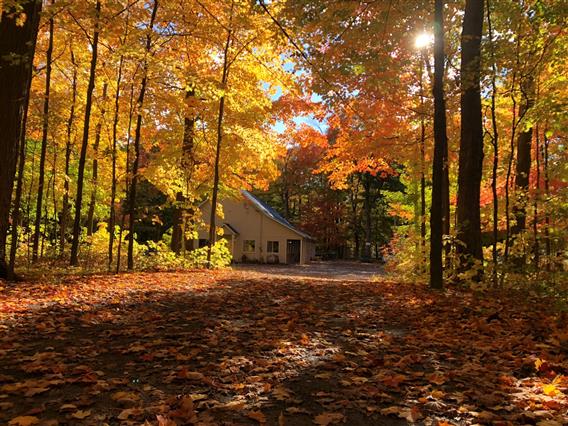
[0,1,567,424]
[0,0,565,284]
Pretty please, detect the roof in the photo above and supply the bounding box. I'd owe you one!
[241,190,314,241]
[222,223,239,235]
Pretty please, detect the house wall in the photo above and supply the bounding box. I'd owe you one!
[197,196,312,264]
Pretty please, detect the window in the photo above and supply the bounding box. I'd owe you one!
[243,240,255,252]
[267,241,279,253]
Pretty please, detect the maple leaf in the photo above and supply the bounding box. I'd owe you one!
[8,417,40,426]
[70,410,91,419]
[313,412,344,425]
[117,408,145,420]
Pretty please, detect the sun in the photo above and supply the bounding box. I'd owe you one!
[415,33,434,49]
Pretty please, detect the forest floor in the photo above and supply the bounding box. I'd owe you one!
[0,266,567,426]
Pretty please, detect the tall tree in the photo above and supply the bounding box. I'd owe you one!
[207,4,233,267]
[127,0,159,270]
[32,0,56,262]
[171,88,196,254]
[456,0,484,272]
[108,55,124,269]
[430,0,449,289]
[0,0,42,278]
[87,81,108,236]
[511,76,535,235]
[70,0,101,266]
[60,46,78,255]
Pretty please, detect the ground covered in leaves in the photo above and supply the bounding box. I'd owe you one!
[1,267,567,425]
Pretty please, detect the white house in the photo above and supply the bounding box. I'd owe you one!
[196,190,315,264]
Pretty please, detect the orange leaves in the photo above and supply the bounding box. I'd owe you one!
[7,417,40,426]
[1,270,568,425]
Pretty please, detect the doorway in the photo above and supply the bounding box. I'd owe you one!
[286,239,301,264]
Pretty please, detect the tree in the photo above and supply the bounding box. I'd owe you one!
[32,0,55,262]
[456,0,484,273]
[430,0,449,289]
[70,0,101,266]
[128,0,159,270]
[0,0,42,278]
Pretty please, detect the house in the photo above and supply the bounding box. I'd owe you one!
[196,190,315,264]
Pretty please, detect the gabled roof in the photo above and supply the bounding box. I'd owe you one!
[222,223,239,235]
[241,190,314,241]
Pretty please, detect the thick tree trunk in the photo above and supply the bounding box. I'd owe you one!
[128,0,159,270]
[60,48,78,256]
[511,77,535,235]
[86,82,108,236]
[0,0,42,278]
[32,3,55,262]
[456,0,484,272]
[207,23,233,267]
[70,0,101,266]
[430,0,449,289]
[418,55,427,269]
[171,88,196,254]
[8,64,35,279]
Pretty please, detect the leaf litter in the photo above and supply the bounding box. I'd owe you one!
[0,269,566,425]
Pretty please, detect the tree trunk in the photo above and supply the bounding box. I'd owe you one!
[0,0,42,278]
[511,76,535,235]
[116,84,136,273]
[87,82,108,236]
[533,124,540,268]
[109,56,124,269]
[70,0,101,266]
[487,0,499,285]
[362,174,372,262]
[207,19,233,267]
[32,2,55,262]
[60,47,77,256]
[127,0,159,270]
[430,0,449,289]
[418,55,427,270]
[542,130,551,269]
[171,88,196,254]
[8,62,35,279]
[456,0,484,272]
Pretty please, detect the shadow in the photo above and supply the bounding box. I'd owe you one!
[0,272,566,425]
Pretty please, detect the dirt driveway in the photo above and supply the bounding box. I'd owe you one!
[233,260,384,281]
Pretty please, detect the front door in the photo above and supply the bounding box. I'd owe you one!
[286,239,301,264]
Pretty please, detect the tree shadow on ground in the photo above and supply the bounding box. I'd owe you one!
[0,271,566,425]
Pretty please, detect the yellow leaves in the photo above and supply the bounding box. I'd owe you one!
[543,383,563,397]
[8,417,39,426]
[313,412,344,425]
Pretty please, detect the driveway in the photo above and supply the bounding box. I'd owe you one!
[233,260,384,281]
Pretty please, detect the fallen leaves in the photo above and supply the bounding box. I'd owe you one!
[313,412,344,425]
[0,269,567,425]
[8,417,40,426]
